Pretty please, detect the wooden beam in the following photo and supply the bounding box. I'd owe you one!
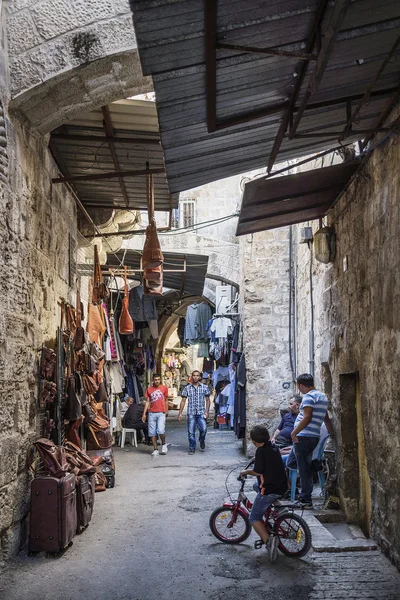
[50,133,160,145]
[204,0,217,133]
[289,0,351,138]
[267,0,330,172]
[101,105,130,207]
[216,42,317,61]
[339,34,400,141]
[52,168,165,184]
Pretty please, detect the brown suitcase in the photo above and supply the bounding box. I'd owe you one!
[29,473,77,553]
[76,473,95,532]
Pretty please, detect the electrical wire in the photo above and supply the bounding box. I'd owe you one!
[160,213,239,236]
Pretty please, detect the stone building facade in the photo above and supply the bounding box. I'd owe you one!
[294,132,400,568]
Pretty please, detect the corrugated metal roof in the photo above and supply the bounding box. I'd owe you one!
[106,250,209,297]
[236,160,360,235]
[50,99,178,211]
[131,0,400,193]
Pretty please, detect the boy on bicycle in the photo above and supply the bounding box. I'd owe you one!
[240,425,288,562]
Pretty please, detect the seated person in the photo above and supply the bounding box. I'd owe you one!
[271,395,301,447]
[240,426,288,562]
[122,398,150,444]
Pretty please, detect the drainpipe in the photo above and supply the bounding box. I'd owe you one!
[308,239,315,378]
[288,226,296,382]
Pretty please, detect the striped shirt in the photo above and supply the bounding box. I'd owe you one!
[182,383,210,415]
[294,389,328,437]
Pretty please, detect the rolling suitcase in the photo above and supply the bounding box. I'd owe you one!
[87,448,116,488]
[29,472,77,553]
[76,473,95,532]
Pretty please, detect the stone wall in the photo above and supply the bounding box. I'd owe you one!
[294,133,400,567]
[0,14,77,564]
[239,227,293,451]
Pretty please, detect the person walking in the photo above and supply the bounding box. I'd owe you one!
[178,370,210,455]
[290,373,333,509]
[142,374,169,457]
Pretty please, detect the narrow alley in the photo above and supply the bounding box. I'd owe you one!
[2,419,400,600]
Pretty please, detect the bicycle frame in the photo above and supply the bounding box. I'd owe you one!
[222,476,289,529]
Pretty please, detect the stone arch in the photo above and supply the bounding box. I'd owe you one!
[6,1,151,133]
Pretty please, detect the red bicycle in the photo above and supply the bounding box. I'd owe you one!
[209,461,312,558]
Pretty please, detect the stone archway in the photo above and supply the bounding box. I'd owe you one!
[7,1,151,133]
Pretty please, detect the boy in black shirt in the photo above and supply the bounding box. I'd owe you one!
[240,425,288,562]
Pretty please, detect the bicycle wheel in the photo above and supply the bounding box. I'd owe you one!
[274,512,312,558]
[209,506,252,544]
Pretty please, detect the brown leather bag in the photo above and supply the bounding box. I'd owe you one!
[74,289,85,350]
[30,439,70,478]
[94,467,107,492]
[92,245,109,305]
[86,414,112,450]
[82,373,99,396]
[87,280,106,345]
[119,267,134,335]
[64,441,96,476]
[142,217,164,269]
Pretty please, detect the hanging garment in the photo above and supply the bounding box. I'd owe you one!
[184,303,198,344]
[148,319,159,339]
[129,285,157,321]
[178,317,186,347]
[212,366,230,388]
[110,363,124,395]
[210,317,234,340]
[194,302,213,341]
[197,341,209,358]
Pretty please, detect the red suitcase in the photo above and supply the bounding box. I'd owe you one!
[76,473,95,532]
[29,473,77,553]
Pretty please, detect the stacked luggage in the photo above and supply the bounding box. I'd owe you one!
[28,439,98,554]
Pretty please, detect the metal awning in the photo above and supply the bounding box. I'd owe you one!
[236,160,360,235]
[50,99,178,212]
[131,0,400,193]
[105,251,209,297]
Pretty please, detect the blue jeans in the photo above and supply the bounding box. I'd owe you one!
[250,489,281,524]
[187,414,207,451]
[293,436,319,503]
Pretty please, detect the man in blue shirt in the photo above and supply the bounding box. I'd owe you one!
[271,395,301,447]
[178,371,210,455]
[290,373,333,509]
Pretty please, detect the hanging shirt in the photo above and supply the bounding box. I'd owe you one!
[145,385,169,413]
[212,366,230,388]
[184,304,198,344]
[210,317,233,339]
[194,302,213,341]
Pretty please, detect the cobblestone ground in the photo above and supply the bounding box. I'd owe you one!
[1,419,399,600]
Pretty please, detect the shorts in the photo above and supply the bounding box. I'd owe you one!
[249,492,281,525]
[148,412,166,437]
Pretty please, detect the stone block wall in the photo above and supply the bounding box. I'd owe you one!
[239,228,293,451]
[294,133,400,567]
[0,17,77,563]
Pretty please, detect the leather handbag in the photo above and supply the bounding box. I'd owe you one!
[82,373,99,396]
[119,267,134,335]
[64,441,96,476]
[87,424,113,451]
[86,280,106,345]
[92,245,109,305]
[64,373,82,421]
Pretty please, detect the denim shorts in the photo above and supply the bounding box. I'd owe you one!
[249,492,281,524]
[148,412,166,437]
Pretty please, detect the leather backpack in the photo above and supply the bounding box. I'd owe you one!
[92,245,109,304]
[142,217,164,269]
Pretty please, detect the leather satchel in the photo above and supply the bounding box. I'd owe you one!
[87,280,106,345]
[64,441,96,476]
[82,373,99,396]
[74,289,85,350]
[86,414,112,450]
[119,267,134,335]
[64,374,82,421]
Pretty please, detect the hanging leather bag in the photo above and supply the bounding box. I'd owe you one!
[92,245,109,305]
[142,217,164,269]
[119,267,134,335]
[74,289,85,350]
[86,417,112,451]
[29,439,70,478]
[86,280,106,345]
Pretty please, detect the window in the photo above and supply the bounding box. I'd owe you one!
[172,199,196,229]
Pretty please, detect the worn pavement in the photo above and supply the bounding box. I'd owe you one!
[1,416,399,600]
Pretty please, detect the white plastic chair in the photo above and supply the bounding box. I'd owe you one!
[120,428,138,449]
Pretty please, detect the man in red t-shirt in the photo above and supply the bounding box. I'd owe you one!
[142,374,169,457]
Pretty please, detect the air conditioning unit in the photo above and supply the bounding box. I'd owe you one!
[215,285,234,314]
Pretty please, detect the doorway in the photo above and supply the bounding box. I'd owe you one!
[339,373,371,536]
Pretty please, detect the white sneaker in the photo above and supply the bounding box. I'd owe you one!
[160,444,168,455]
[151,449,159,458]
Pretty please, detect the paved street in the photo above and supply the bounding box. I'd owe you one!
[1,417,399,600]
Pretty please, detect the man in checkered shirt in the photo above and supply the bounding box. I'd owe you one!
[178,370,211,454]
